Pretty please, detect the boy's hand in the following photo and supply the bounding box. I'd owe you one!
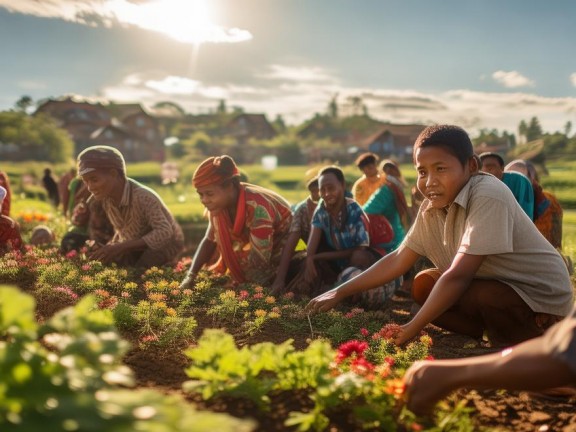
[394,322,420,345]
[305,288,341,314]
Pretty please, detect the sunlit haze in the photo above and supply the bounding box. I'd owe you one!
[1,0,575,134]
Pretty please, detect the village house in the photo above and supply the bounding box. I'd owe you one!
[35,97,165,162]
[360,124,427,162]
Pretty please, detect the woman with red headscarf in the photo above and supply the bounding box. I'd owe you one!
[180,155,292,288]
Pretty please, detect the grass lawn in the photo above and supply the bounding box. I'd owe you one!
[8,159,576,264]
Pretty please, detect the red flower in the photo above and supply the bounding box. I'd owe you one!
[336,340,368,364]
[360,328,370,337]
[350,357,375,376]
[377,323,402,340]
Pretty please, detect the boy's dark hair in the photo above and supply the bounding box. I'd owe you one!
[413,125,473,166]
[354,152,378,169]
[478,152,505,168]
[318,165,345,185]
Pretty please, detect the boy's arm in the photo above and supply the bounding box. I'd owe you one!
[396,252,485,344]
[306,244,419,313]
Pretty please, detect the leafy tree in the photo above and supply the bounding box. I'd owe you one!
[526,116,543,141]
[0,111,73,162]
[518,119,528,140]
[472,128,515,148]
[217,99,227,114]
[564,121,572,137]
[14,95,33,113]
[327,93,339,118]
[272,114,286,133]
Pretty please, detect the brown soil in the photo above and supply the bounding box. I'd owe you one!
[122,287,576,432]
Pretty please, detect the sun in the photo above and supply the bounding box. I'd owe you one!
[112,0,250,44]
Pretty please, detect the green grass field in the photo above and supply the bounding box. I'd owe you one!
[8,159,576,262]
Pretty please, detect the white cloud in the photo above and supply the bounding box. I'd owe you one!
[492,70,535,88]
[97,65,576,135]
[0,0,252,44]
[145,76,201,95]
[258,64,338,83]
[570,73,576,87]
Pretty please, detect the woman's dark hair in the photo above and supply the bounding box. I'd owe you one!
[318,165,345,185]
[354,152,378,168]
[413,125,473,166]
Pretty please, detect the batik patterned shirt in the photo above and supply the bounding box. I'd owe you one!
[207,184,292,285]
[101,178,184,253]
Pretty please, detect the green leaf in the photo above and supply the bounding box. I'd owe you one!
[0,285,37,335]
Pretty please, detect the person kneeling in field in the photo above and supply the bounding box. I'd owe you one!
[403,302,576,416]
[179,155,292,289]
[0,185,22,255]
[77,145,184,268]
[306,124,573,347]
[270,176,320,296]
[302,165,396,308]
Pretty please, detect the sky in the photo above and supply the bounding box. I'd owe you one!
[1,0,576,136]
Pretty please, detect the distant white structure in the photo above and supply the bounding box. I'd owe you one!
[261,155,278,171]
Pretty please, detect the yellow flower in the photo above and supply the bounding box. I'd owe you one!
[254,309,267,318]
[166,308,177,317]
[124,282,138,291]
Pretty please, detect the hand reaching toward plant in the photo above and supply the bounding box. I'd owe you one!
[305,287,342,314]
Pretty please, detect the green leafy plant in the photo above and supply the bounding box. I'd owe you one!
[0,285,253,431]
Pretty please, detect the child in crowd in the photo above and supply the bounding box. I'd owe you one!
[306,125,573,347]
[479,152,534,220]
[505,159,564,250]
[351,152,387,206]
[271,176,320,295]
[404,303,576,416]
[0,185,22,254]
[304,165,396,308]
[362,160,412,253]
[77,145,184,268]
[180,155,292,288]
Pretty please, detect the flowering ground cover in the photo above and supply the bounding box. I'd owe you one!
[1,246,575,431]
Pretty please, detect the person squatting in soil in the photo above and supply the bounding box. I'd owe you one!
[77,145,184,268]
[301,165,397,308]
[479,152,535,220]
[270,176,320,296]
[351,152,388,206]
[0,185,22,255]
[306,124,574,347]
[404,302,576,416]
[179,155,292,289]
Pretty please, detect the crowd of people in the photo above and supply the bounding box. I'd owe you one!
[1,125,574,415]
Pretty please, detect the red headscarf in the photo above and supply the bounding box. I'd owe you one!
[192,156,240,189]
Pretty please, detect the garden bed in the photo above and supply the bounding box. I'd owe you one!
[121,289,576,432]
[2,247,575,432]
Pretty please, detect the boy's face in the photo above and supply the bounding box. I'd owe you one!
[414,146,474,210]
[319,173,345,211]
[480,157,503,179]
